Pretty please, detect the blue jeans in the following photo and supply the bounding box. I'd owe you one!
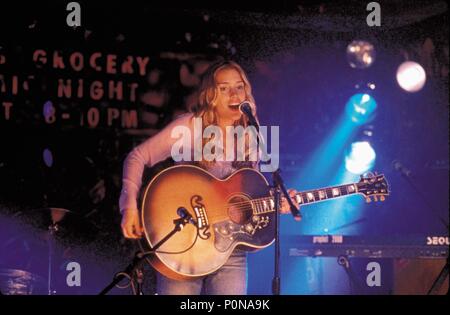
[156,252,247,295]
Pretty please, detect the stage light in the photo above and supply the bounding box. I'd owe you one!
[43,100,55,122]
[345,93,377,124]
[43,148,54,168]
[346,40,376,69]
[396,61,426,92]
[345,141,376,174]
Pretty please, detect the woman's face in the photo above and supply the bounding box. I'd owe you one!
[214,67,247,126]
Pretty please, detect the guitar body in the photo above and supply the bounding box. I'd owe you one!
[140,165,274,280]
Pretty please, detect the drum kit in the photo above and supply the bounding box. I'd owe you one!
[0,207,98,295]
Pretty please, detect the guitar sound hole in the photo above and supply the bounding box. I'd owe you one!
[227,196,253,224]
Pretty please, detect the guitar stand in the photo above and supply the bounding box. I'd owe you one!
[99,216,190,295]
[337,255,364,295]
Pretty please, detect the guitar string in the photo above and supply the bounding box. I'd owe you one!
[210,193,384,220]
[138,182,384,255]
[219,184,365,209]
[213,187,361,211]
[216,181,386,210]
[162,183,380,221]
[172,181,376,215]
[204,188,379,221]
[204,195,324,221]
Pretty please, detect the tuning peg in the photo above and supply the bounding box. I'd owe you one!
[365,197,371,203]
[380,195,385,202]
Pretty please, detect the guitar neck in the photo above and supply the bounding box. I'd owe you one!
[252,182,361,215]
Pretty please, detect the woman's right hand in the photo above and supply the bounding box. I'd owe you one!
[121,208,144,239]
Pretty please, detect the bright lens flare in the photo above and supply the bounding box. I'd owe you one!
[345,141,376,174]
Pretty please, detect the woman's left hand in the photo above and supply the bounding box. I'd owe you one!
[280,189,301,219]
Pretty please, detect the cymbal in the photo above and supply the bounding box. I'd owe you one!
[14,207,99,245]
[31,207,72,224]
[18,207,91,226]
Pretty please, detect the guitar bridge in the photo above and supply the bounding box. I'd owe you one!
[193,205,208,229]
[191,195,210,240]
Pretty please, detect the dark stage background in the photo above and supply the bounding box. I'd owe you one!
[0,1,448,295]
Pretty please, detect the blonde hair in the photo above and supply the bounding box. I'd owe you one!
[189,60,259,168]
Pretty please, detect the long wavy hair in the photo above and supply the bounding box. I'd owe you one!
[188,60,259,169]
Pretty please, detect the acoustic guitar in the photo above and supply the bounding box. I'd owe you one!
[139,165,389,280]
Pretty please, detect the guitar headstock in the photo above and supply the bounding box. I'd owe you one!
[357,172,390,203]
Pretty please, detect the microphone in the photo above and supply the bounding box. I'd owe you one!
[177,207,197,226]
[392,160,412,177]
[239,101,259,132]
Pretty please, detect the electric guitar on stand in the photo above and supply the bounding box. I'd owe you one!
[139,165,389,280]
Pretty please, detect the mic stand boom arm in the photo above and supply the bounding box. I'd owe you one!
[99,216,190,295]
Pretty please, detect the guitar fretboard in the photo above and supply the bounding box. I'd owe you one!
[251,183,361,214]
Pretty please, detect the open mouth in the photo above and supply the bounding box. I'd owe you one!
[228,104,240,111]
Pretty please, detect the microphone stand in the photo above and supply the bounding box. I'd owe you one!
[398,171,448,230]
[337,255,364,294]
[99,215,192,295]
[271,185,281,295]
[47,223,58,295]
[427,261,449,295]
[271,170,302,295]
[240,102,302,295]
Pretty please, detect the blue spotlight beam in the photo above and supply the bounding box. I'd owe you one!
[345,93,378,125]
[298,114,360,187]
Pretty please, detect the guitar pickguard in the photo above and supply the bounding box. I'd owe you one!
[213,214,272,252]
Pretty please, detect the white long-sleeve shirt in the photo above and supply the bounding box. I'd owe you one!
[119,113,253,213]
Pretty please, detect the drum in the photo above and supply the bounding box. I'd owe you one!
[0,268,46,295]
